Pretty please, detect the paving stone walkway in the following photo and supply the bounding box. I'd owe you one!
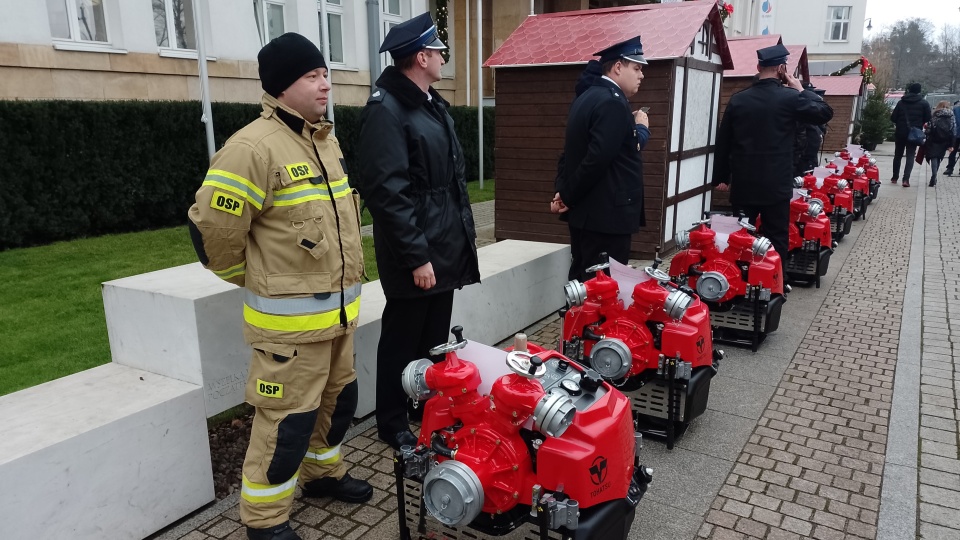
[911,177,960,538]
[153,143,960,540]
[700,193,911,540]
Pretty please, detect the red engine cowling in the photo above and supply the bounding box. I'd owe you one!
[671,220,784,301]
[562,267,714,380]
[401,333,642,529]
[790,195,832,248]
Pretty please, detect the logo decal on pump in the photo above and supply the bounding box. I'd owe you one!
[589,456,608,485]
[256,379,284,398]
[285,162,315,181]
[697,336,705,354]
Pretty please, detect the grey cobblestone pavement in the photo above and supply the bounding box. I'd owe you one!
[153,144,959,540]
[912,175,960,539]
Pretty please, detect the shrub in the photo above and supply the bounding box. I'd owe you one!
[0,101,493,250]
[857,89,894,150]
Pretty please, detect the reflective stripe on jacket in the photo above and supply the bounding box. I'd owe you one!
[187,94,363,344]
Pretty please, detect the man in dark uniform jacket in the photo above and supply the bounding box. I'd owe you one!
[712,44,833,288]
[795,84,828,175]
[554,36,649,281]
[356,13,480,450]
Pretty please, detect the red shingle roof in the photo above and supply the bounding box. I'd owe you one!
[785,44,809,82]
[723,35,782,77]
[484,0,732,69]
[810,75,865,97]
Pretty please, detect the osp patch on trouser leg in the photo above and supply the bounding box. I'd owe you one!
[239,341,332,528]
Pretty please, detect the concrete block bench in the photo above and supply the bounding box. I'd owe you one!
[101,240,571,418]
[0,363,212,540]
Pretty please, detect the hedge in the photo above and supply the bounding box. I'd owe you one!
[0,100,494,250]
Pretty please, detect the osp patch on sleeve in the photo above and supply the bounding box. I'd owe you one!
[210,190,245,216]
[284,162,315,182]
[256,379,284,398]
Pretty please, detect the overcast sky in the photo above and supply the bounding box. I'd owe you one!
[864,0,960,38]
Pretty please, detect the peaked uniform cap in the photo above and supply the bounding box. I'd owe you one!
[757,43,789,67]
[379,12,447,59]
[594,36,647,65]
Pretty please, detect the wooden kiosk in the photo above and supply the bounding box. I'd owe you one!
[484,0,733,257]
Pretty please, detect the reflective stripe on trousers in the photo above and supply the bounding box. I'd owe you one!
[240,471,299,504]
[303,444,340,465]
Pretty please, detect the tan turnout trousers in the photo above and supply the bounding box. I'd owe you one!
[239,335,356,528]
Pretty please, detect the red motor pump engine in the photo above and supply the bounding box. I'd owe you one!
[397,327,652,540]
[784,189,834,288]
[559,260,722,448]
[856,152,881,201]
[840,162,869,220]
[804,172,854,241]
[670,216,785,352]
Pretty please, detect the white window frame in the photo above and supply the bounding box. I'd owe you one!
[380,0,408,69]
[154,0,197,56]
[49,0,126,53]
[319,0,352,69]
[824,6,851,43]
[255,0,286,46]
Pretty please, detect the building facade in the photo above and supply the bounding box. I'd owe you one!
[722,0,867,75]
[0,0,466,105]
[0,0,617,106]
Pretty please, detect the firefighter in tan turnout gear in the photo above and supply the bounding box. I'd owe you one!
[187,33,372,540]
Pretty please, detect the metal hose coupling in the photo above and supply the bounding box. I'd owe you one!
[401,358,435,400]
[533,390,576,437]
[564,280,587,307]
[675,229,690,250]
[837,179,849,190]
[752,236,772,258]
[664,288,693,319]
[807,198,824,217]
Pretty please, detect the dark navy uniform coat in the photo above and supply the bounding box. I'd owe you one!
[713,78,834,206]
[558,77,646,235]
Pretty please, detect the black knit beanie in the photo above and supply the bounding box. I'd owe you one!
[908,82,921,94]
[258,33,327,98]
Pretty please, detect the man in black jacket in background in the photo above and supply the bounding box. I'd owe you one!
[889,83,931,187]
[554,36,649,281]
[713,44,833,288]
[357,13,480,451]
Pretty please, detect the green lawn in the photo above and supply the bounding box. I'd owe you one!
[0,179,492,395]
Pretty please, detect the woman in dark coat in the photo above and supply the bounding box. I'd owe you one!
[924,100,957,187]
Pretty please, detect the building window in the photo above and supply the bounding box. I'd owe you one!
[319,0,344,65]
[825,6,851,42]
[255,0,285,46]
[383,0,401,17]
[380,0,406,68]
[46,0,110,43]
[153,0,196,50]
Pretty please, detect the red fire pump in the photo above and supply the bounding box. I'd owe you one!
[839,160,870,220]
[669,216,785,352]
[860,153,881,201]
[396,326,653,540]
[783,188,834,288]
[802,173,854,241]
[558,259,722,448]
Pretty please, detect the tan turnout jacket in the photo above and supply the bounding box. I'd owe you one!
[188,94,363,347]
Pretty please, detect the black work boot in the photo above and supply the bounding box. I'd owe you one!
[302,473,373,503]
[246,521,301,540]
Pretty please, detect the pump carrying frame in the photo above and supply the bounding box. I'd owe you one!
[785,239,832,288]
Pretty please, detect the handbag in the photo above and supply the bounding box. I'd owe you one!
[905,108,926,146]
